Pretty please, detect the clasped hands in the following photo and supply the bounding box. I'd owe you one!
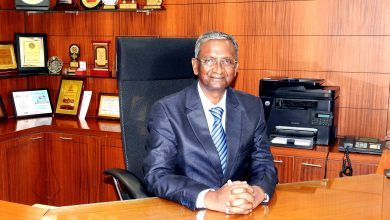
[204,180,265,215]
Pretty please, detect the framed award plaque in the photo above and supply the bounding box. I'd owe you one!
[55,77,85,117]
[92,41,109,71]
[96,93,120,120]
[15,33,48,74]
[15,0,50,10]
[0,42,17,74]
[143,0,163,9]
[11,88,53,118]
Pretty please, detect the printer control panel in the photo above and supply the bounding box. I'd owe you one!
[311,112,333,126]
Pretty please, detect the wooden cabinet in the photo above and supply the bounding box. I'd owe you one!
[0,119,124,206]
[98,137,124,202]
[326,151,380,179]
[46,133,98,206]
[272,154,294,183]
[0,133,47,205]
[271,147,327,183]
[293,157,325,182]
[272,146,381,184]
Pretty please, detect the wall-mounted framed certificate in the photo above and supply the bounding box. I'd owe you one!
[15,33,48,74]
[96,93,120,120]
[0,42,18,74]
[11,88,53,118]
[55,77,85,117]
[0,96,7,120]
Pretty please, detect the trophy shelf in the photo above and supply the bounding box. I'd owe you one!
[0,7,164,15]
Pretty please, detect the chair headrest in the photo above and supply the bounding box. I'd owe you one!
[116,37,197,81]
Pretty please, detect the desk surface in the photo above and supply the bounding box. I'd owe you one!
[0,200,48,220]
[36,174,389,220]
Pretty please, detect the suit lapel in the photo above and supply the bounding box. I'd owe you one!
[185,83,224,179]
[224,88,241,180]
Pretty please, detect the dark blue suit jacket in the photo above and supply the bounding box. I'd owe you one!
[143,82,277,210]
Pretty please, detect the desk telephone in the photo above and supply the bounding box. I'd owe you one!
[338,136,385,177]
[339,136,384,155]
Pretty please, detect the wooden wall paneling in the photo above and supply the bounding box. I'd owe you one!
[0,11,25,41]
[162,0,389,36]
[118,11,159,37]
[248,36,382,74]
[327,72,390,109]
[337,108,387,139]
[237,36,389,73]
[286,0,390,36]
[237,36,291,71]
[0,0,16,8]
[83,77,118,118]
[0,77,29,117]
[156,4,187,36]
[25,12,115,36]
[388,84,390,139]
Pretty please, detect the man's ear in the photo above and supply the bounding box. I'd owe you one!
[191,58,199,76]
[234,63,239,77]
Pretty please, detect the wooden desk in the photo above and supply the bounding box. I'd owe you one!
[0,200,48,220]
[377,150,390,174]
[39,174,389,220]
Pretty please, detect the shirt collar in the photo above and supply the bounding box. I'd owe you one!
[197,82,227,111]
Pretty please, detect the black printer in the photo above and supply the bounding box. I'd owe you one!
[259,78,339,149]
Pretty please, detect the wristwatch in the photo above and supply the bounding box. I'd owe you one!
[15,0,50,10]
[261,193,270,204]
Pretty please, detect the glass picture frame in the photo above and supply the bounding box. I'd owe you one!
[96,93,120,120]
[55,77,85,117]
[14,33,48,74]
[0,42,18,74]
[11,88,53,118]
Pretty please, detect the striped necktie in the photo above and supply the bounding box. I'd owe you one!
[209,107,228,174]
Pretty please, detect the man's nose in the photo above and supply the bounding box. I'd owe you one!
[212,60,223,73]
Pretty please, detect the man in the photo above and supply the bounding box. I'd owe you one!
[143,31,277,215]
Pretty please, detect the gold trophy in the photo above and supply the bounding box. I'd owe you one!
[143,0,163,9]
[102,0,118,9]
[119,0,138,9]
[68,44,80,74]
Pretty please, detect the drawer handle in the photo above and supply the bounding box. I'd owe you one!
[273,160,284,163]
[59,137,73,140]
[302,162,322,168]
[31,136,43,140]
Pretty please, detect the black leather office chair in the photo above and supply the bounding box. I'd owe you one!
[104,37,197,200]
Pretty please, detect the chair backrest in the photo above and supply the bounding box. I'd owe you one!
[116,37,197,183]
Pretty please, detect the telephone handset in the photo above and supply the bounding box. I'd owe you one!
[339,136,353,177]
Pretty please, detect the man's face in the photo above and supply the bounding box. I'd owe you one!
[192,39,238,95]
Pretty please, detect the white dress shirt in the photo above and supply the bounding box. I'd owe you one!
[196,82,226,208]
